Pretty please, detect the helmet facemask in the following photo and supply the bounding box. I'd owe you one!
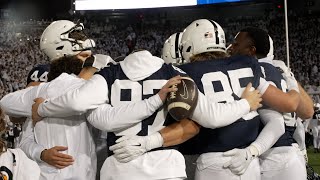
[60,22,95,52]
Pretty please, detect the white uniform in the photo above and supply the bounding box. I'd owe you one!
[258,58,307,180]
[0,74,97,180]
[0,148,40,180]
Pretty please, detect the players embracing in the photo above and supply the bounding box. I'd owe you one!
[110,19,314,180]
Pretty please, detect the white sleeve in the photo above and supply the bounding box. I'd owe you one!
[252,109,285,155]
[293,118,306,151]
[17,119,45,163]
[191,91,250,128]
[86,94,163,131]
[38,74,109,117]
[258,77,270,95]
[0,86,39,118]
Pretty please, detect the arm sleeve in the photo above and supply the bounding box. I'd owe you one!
[251,109,285,155]
[38,75,109,117]
[0,86,39,118]
[86,94,163,131]
[191,91,250,128]
[17,119,45,162]
[258,77,270,95]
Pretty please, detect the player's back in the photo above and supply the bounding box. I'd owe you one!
[179,55,262,153]
[32,73,97,179]
[97,51,187,180]
[99,63,180,147]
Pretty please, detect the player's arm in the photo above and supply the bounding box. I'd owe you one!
[223,109,285,175]
[191,83,262,129]
[19,119,74,168]
[262,60,303,112]
[295,83,314,119]
[109,119,200,163]
[0,85,41,117]
[18,119,46,162]
[260,76,300,113]
[160,119,200,147]
[36,74,109,118]
[85,76,181,131]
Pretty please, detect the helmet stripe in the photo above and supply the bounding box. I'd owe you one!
[175,32,181,59]
[208,20,220,45]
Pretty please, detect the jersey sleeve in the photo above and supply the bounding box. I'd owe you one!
[252,109,285,155]
[18,119,45,163]
[258,77,270,95]
[169,64,188,77]
[191,91,251,128]
[86,94,163,131]
[38,74,109,117]
[0,85,41,118]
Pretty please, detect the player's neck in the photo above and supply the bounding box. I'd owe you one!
[78,67,97,80]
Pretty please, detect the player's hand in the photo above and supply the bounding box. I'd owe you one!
[32,97,45,125]
[158,76,181,102]
[109,132,163,163]
[223,145,258,175]
[241,83,262,111]
[41,146,74,169]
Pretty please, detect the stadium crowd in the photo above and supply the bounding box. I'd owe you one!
[0,11,319,101]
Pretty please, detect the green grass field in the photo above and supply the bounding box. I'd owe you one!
[308,148,320,174]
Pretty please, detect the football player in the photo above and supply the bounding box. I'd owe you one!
[228,27,314,180]
[109,19,303,180]
[0,20,108,180]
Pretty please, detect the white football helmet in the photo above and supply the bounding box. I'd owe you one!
[40,20,95,61]
[267,35,274,58]
[180,19,226,61]
[162,32,184,64]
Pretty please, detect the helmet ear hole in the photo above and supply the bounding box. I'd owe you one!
[56,46,64,50]
[186,46,192,53]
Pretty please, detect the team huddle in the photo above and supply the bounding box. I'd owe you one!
[0,18,315,180]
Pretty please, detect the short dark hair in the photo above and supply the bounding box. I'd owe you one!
[48,55,83,82]
[240,27,270,58]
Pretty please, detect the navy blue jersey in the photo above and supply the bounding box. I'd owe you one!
[179,55,263,153]
[26,64,50,85]
[97,63,185,154]
[259,62,296,147]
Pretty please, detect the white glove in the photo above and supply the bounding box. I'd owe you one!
[223,145,259,175]
[272,60,299,93]
[109,132,163,163]
[92,54,117,70]
[83,54,116,71]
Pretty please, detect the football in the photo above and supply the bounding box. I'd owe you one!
[167,76,198,121]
